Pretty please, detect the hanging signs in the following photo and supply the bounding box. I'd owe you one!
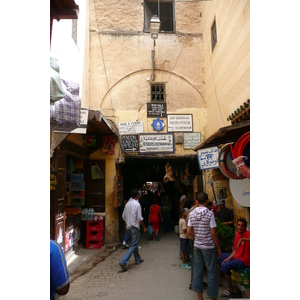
[119,121,143,135]
[147,103,167,118]
[50,170,58,191]
[121,134,139,152]
[167,114,193,132]
[197,146,219,170]
[183,132,201,149]
[139,133,174,154]
[102,136,115,154]
[151,118,165,132]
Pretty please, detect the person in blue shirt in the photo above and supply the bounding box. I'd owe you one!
[50,240,70,300]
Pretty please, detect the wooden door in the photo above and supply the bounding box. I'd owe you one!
[51,149,66,252]
[86,160,105,241]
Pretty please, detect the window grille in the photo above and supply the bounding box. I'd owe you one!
[151,84,165,102]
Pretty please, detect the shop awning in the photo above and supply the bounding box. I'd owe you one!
[193,120,250,151]
[87,110,118,136]
[50,0,79,21]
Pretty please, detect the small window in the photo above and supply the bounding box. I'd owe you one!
[151,84,165,102]
[211,17,217,52]
[144,0,174,33]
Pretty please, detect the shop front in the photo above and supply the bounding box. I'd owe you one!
[117,155,203,239]
[50,111,118,255]
[193,100,250,230]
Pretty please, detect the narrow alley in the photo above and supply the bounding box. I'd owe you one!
[56,230,237,300]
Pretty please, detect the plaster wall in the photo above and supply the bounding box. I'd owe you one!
[88,0,206,118]
[87,0,250,241]
[201,0,250,226]
[88,0,207,243]
[201,0,250,133]
[90,150,119,244]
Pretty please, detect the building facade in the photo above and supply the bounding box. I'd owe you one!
[50,0,250,249]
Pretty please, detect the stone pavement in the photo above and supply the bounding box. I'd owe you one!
[57,230,243,300]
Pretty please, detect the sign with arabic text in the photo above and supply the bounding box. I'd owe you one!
[197,146,219,170]
[167,114,193,132]
[139,133,174,154]
[183,132,201,149]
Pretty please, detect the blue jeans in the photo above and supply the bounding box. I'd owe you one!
[123,230,130,244]
[217,253,246,275]
[192,247,219,298]
[120,227,142,265]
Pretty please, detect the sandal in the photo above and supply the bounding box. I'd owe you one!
[221,290,232,298]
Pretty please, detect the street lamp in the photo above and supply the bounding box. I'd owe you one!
[149,15,161,81]
[150,15,161,40]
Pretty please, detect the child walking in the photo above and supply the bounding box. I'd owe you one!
[179,208,191,269]
[149,197,163,241]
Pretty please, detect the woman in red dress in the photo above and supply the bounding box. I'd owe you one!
[148,196,163,240]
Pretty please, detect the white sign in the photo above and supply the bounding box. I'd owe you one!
[183,132,201,149]
[119,121,144,135]
[167,114,193,132]
[139,133,174,154]
[197,146,219,170]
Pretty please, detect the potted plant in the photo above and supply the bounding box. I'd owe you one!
[215,217,234,252]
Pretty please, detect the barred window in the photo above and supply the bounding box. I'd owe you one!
[211,17,217,52]
[151,84,165,102]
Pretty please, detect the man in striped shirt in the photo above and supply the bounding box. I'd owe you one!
[187,192,221,300]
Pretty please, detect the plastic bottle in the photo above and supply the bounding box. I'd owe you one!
[243,269,250,289]
[81,208,85,220]
[88,208,92,220]
[90,208,94,220]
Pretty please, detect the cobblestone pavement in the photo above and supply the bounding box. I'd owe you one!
[56,230,240,300]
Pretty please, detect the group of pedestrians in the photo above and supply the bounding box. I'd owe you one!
[185,192,250,300]
[119,188,250,299]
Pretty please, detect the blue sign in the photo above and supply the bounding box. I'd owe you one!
[197,146,219,170]
[151,118,165,132]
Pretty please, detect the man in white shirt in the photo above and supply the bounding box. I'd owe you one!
[122,190,143,248]
[119,189,147,271]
